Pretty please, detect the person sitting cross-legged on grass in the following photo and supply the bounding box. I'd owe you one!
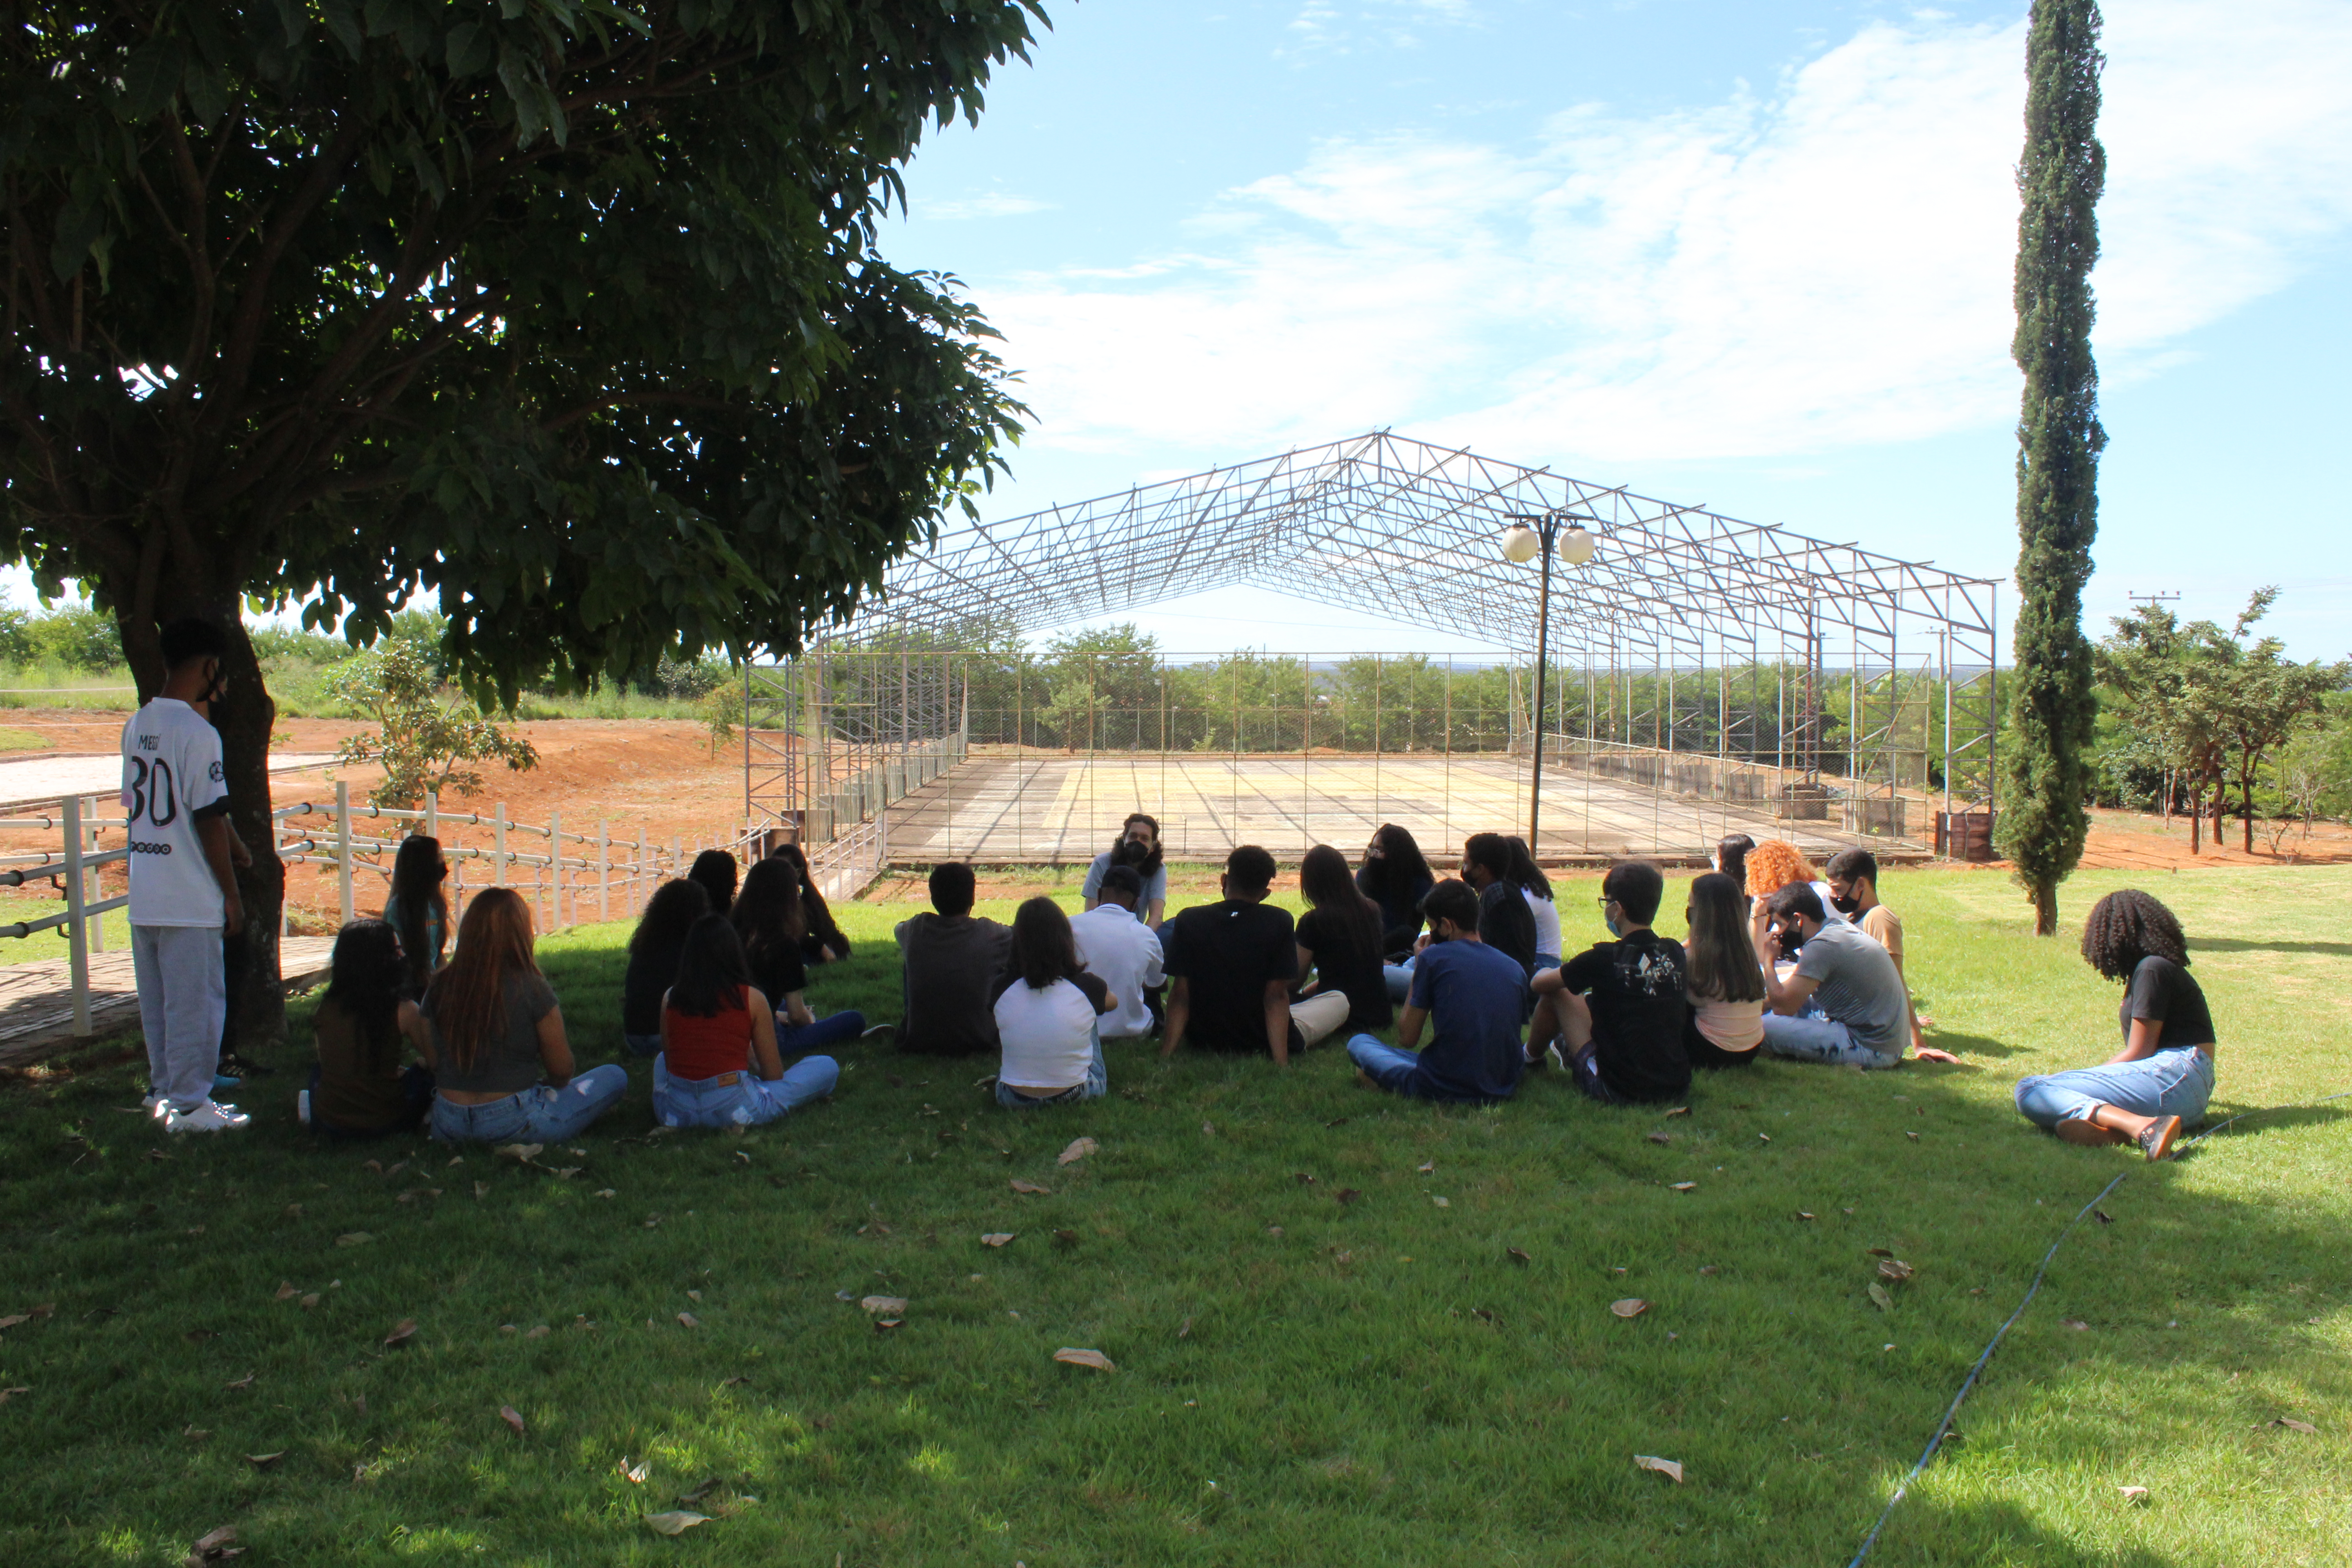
[994,897,1116,1108]
[2013,890,2215,1162]
[1751,882,1910,1069]
[414,888,629,1144]
[301,918,434,1138]
[1294,843,1393,1037]
[1348,879,1529,1103]
[732,856,867,1054]
[1526,859,1691,1104]
[1161,845,1348,1065]
[652,913,838,1128]
[1070,864,1164,1042]
[1823,847,1958,1062]
[621,878,712,1058]
[896,862,1013,1056]
[1677,871,1765,1070]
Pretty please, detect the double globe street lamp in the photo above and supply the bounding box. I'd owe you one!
[1499,513,1598,858]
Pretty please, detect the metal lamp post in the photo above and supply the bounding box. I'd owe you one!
[1501,513,1597,857]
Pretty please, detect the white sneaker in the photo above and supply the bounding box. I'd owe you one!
[166,1101,252,1133]
[143,1092,169,1120]
[296,1088,311,1127]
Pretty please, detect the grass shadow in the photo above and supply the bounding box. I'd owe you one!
[2194,937,2352,957]
[1917,1029,2033,1062]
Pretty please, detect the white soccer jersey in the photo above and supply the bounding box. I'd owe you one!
[118,697,231,927]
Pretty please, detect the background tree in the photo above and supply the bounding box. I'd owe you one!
[326,641,538,808]
[2203,593,2347,853]
[1996,0,2107,935]
[3,1,1040,1044]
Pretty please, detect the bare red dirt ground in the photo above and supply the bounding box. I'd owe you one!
[11,710,2344,923]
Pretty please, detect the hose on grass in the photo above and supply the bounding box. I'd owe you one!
[1843,1086,2352,1568]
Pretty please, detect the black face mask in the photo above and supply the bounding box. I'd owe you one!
[1829,892,1861,916]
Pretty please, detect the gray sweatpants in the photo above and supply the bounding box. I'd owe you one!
[133,924,226,1111]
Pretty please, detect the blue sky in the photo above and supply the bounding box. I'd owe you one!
[878,0,2352,658]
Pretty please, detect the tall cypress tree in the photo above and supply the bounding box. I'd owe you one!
[1999,0,2107,936]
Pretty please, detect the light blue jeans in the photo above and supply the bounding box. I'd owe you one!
[996,1026,1106,1109]
[1348,1033,1423,1095]
[2015,1046,2214,1130]
[1759,1011,1902,1069]
[652,1052,839,1128]
[429,1064,631,1144]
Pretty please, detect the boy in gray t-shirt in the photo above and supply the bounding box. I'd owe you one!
[1752,882,1909,1068]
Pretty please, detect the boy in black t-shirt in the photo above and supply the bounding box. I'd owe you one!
[1162,845,1346,1065]
[1528,859,1691,1105]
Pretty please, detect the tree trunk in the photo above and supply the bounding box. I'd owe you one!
[2033,877,2058,937]
[2212,771,2227,853]
[2188,779,2201,853]
[2241,760,2257,854]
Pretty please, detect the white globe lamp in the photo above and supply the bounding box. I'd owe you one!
[1558,525,1597,565]
[1499,524,1540,564]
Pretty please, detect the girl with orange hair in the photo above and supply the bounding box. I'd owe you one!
[414,888,630,1143]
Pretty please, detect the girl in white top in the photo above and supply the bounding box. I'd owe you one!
[991,897,1117,1108]
[1681,871,1767,1067]
[1507,837,1563,966]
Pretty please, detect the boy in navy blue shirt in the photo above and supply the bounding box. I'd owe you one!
[1347,880,1529,1103]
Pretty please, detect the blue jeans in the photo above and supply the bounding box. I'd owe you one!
[1348,1033,1490,1102]
[652,1052,839,1128]
[996,1026,1106,1109]
[623,1032,663,1058]
[2015,1047,2214,1130]
[778,1010,866,1053]
[1759,1012,1901,1068]
[1384,959,1416,1004]
[429,1064,631,1144]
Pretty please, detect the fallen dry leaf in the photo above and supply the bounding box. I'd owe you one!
[382,1319,419,1349]
[299,1294,319,1309]
[1009,1179,1051,1196]
[1665,1106,1690,1117]
[1906,1131,1921,1142]
[526,1325,550,1339]
[2274,1417,2319,1434]
[676,1476,723,1503]
[363,1159,383,1175]
[1795,1211,1814,1221]
[720,1376,750,1388]
[677,1313,701,1329]
[860,1296,909,1315]
[1634,1454,1684,1483]
[874,1318,902,1333]
[981,1233,1015,1248]
[186,1524,239,1564]
[644,1511,711,1536]
[1416,1160,1436,1174]
[1867,1246,1894,1257]
[0,1387,29,1404]
[243,1451,284,1470]
[1201,1121,1215,1136]
[1758,1133,1770,1143]
[1058,1137,1098,1166]
[1294,1171,1317,1185]
[1877,1259,1916,1284]
[273,1282,297,1302]
[686,1290,702,1303]
[1868,1283,1894,1313]
[1669,1182,1697,1193]
[2119,1485,2149,1503]
[1337,1188,1363,1205]
[594,1188,615,1199]
[1428,1195,1448,1209]
[1646,1132,1671,1145]
[1053,1347,1116,1372]
[2093,1208,2113,1225]
[335,1232,372,1248]
[1697,1265,1720,1276]
[495,1143,544,1163]
[1508,1247,1531,1265]
[0,1315,28,1332]
[474,1181,490,1200]
[620,1456,650,1484]
[500,1405,527,1436]
[733,1150,751,1165]
[2062,1318,2090,1331]
[1266,1225,1285,1237]
[1052,1229,1079,1247]
[1177,1316,1193,1338]
[224,1372,255,1390]
[1610,1298,1649,1318]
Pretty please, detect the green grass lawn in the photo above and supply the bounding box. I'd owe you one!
[3,865,2348,1566]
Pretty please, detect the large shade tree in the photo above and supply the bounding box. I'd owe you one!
[1998,0,2106,935]
[3,0,1042,1044]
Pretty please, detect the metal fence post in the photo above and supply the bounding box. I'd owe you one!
[64,795,91,1036]
[426,790,439,841]
[83,794,106,953]
[494,803,509,887]
[636,823,647,911]
[598,818,610,925]
[549,807,564,931]
[334,779,355,924]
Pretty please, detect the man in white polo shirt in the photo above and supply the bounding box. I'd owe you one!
[1071,864,1165,1041]
[122,617,248,1132]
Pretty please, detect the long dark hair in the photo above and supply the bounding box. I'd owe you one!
[1504,836,1553,901]
[423,888,537,1073]
[629,877,710,958]
[2081,890,2189,981]
[686,849,739,917]
[1300,843,1382,958]
[670,913,750,1018]
[323,918,407,1070]
[1008,896,1080,990]
[1684,872,1766,1004]
[1714,833,1755,892]
[732,855,808,968]
[1359,823,1432,895]
[766,840,844,948]
[387,834,448,993]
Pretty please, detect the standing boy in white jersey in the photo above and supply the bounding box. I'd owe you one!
[123,618,248,1132]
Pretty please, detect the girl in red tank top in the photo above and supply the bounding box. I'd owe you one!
[660,914,784,1083]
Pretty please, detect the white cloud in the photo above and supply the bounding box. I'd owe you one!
[921,192,1058,220]
[971,0,2352,465]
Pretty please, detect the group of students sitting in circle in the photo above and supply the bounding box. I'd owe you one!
[297,810,2220,1164]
